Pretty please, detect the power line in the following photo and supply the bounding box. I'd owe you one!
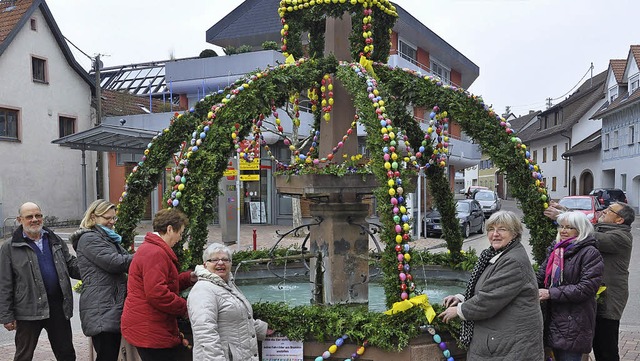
[506,63,596,112]
[63,35,93,62]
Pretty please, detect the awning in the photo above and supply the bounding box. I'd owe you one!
[52,124,158,153]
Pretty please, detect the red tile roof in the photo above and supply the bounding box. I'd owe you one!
[630,45,640,70]
[0,0,33,44]
[610,59,626,84]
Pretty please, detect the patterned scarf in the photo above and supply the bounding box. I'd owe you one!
[543,237,576,288]
[459,238,518,347]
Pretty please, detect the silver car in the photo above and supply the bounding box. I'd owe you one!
[473,190,501,218]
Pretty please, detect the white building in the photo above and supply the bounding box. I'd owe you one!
[0,0,95,230]
[590,45,640,211]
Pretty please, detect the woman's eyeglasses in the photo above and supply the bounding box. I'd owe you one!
[207,258,231,263]
[98,215,118,222]
[557,225,576,231]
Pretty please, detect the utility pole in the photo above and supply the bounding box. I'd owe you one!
[546,97,553,109]
[94,54,104,199]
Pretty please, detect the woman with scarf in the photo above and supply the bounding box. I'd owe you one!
[538,211,604,361]
[187,243,273,361]
[70,199,133,361]
[439,210,544,360]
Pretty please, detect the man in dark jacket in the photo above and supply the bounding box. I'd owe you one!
[0,202,81,361]
[545,201,635,361]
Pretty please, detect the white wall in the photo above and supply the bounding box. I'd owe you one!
[0,8,94,223]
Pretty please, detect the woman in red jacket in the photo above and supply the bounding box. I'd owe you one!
[121,208,196,361]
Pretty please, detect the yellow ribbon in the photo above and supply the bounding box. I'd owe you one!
[384,294,436,324]
[359,55,376,79]
[285,54,296,64]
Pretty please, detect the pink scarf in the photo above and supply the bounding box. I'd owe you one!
[544,237,576,288]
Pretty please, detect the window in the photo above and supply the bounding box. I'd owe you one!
[603,133,610,150]
[612,130,619,148]
[533,150,537,162]
[398,40,417,65]
[621,174,627,191]
[32,56,47,83]
[542,147,547,163]
[553,113,559,126]
[30,18,37,31]
[0,107,19,140]
[552,145,557,161]
[552,177,557,191]
[629,125,635,145]
[608,86,618,103]
[630,75,639,94]
[58,116,76,137]
[430,59,450,84]
[609,85,618,104]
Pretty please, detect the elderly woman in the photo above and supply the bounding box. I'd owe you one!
[187,243,273,361]
[121,208,196,361]
[439,210,543,360]
[69,199,132,361]
[538,211,604,361]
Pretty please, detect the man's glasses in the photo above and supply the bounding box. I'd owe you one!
[21,214,43,221]
[604,207,622,217]
[207,258,231,263]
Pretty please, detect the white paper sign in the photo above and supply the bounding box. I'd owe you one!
[262,336,304,361]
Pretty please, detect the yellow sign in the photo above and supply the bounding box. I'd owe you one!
[240,159,260,170]
[240,174,260,181]
[223,169,237,177]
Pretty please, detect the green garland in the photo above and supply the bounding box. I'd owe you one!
[114,3,557,351]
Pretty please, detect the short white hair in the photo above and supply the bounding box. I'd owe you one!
[202,243,232,263]
[556,211,593,242]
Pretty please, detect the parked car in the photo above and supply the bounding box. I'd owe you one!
[422,199,485,238]
[473,190,502,218]
[589,188,628,207]
[558,195,604,224]
[465,185,488,199]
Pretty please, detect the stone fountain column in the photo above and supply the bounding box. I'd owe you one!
[308,13,371,305]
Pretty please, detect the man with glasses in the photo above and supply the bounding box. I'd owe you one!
[545,201,635,361]
[0,202,80,361]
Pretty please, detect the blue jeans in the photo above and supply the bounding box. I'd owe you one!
[553,348,584,361]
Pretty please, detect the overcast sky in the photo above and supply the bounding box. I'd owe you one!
[48,0,639,117]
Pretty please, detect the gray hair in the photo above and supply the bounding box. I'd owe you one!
[486,210,523,236]
[611,202,636,226]
[556,211,593,242]
[202,242,232,263]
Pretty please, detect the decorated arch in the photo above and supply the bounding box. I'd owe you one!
[115,0,556,308]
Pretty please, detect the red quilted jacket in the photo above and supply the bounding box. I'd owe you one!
[121,232,194,348]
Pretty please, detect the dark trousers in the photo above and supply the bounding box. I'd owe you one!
[13,298,75,361]
[136,346,179,361]
[593,317,620,361]
[92,332,122,361]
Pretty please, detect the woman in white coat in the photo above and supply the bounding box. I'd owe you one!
[187,243,273,361]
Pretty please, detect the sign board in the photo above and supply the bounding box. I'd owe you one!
[249,201,267,223]
[223,169,237,177]
[240,158,260,170]
[261,336,303,361]
[240,174,260,181]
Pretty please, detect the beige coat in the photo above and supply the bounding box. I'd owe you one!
[187,265,268,361]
